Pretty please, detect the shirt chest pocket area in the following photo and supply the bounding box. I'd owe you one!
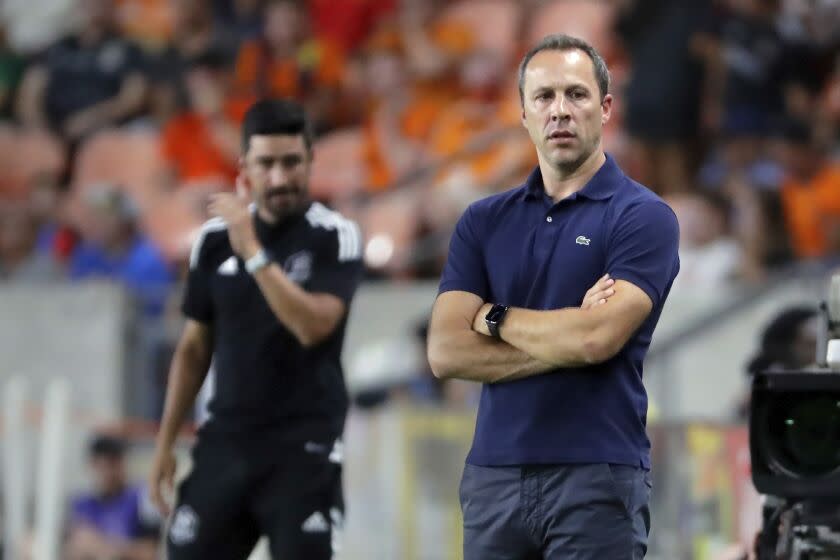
[544,232,608,306]
[484,225,608,307]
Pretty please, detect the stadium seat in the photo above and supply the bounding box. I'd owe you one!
[527,0,616,58]
[73,128,166,209]
[310,128,365,202]
[0,125,66,200]
[141,190,205,264]
[440,0,521,61]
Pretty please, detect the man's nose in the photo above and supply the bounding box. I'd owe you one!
[269,163,287,185]
[550,96,569,121]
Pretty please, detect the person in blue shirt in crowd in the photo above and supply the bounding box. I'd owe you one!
[428,33,680,559]
[66,435,160,560]
[68,185,173,318]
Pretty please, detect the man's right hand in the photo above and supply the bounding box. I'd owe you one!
[148,448,177,517]
[581,273,616,310]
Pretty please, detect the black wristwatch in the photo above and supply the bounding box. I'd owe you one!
[485,304,510,339]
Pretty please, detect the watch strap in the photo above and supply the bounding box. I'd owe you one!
[245,249,270,275]
[485,304,510,339]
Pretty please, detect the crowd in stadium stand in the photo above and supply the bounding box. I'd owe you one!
[0,0,838,410]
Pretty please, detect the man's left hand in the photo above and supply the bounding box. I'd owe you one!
[208,193,261,260]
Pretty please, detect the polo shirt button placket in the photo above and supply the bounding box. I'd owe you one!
[546,216,553,223]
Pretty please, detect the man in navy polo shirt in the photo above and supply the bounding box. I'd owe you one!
[427,34,680,559]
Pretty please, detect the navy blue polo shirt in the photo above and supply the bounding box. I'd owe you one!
[438,154,679,469]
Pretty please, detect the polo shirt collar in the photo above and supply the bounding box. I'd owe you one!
[523,153,623,201]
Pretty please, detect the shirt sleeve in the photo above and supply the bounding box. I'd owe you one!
[68,496,94,526]
[306,221,364,304]
[606,200,680,309]
[438,205,489,299]
[181,232,215,323]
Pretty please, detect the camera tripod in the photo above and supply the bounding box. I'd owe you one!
[756,499,840,560]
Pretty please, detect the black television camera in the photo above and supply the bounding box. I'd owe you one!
[749,279,840,559]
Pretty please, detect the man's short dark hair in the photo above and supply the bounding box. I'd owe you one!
[88,435,126,459]
[241,99,314,154]
[517,34,610,105]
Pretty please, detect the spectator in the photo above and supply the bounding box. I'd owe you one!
[234,0,346,130]
[69,185,173,317]
[776,0,839,121]
[721,171,791,278]
[701,0,796,139]
[775,118,840,260]
[160,49,252,191]
[616,0,712,193]
[0,202,63,283]
[65,435,159,560]
[428,50,533,193]
[0,23,25,120]
[15,0,148,142]
[422,50,534,231]
[147,0,238,123]
[360,43,447,192]
[390,0,474,88]
[668,190,746,291]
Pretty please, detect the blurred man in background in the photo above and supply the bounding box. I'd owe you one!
[667,190,746,291]
[65,435,160,560]
[15,0,147,142]
[234,0,346,131]
[776,117,840,260]
[69,185,173,318]
[146,0,239,123]
[149,99,363,560]
[160,48,251,192]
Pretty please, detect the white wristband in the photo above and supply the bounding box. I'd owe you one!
[245,249,270,275]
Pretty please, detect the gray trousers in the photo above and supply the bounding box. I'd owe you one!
[459,463,651,560]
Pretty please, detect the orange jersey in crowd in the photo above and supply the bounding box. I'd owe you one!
[781,164,840,258]
[234,38,345,99]
[362,93,450,191]
[161,97,253,186]
[428,93,531,184]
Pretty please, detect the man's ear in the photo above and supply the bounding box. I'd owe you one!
[236,157,250,198]
[601,94,613,126]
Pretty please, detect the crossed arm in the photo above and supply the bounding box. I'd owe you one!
[426,276,653,383]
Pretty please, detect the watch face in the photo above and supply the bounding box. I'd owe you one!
[487,305,507,323]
